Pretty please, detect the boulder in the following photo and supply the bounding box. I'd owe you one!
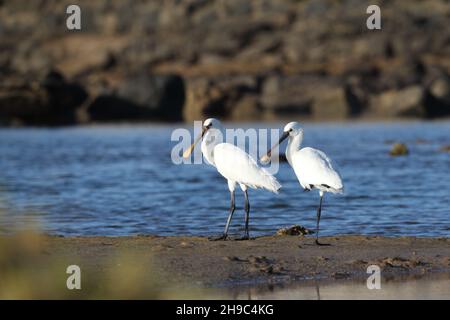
[423,72,450,118]
[260,75,312,118]
[183,76,258,121]
[0,86,48,125]
[87,73,185,122]
[378,58,425,90]
[230,94,261,121]
[371,85,425,117]
[311,86,350,120]
[87,95,146,121]
[42,71,89,122]
[429,75,450,103]
[261,75,365,120]
[0,70,88,126]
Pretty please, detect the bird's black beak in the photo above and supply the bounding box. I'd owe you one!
[260,131,289,163]
[183,125,209,158]
[201,125,209,137]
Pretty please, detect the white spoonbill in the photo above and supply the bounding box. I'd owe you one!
[183,118,281,240]
[262,122,343,245]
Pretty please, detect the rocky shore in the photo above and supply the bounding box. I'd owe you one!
[1,0,450,126]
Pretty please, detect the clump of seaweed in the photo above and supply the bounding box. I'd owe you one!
[390,143,409,156]
[276,225,314,236]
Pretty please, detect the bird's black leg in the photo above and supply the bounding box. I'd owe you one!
[315,193,330,246]
[236,189,250,240]
[224,191,236,238]
[244,190,250,239]
[210,190,235,241]
[236,190,250,240]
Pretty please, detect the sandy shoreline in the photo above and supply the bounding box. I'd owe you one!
[44,235,450,289]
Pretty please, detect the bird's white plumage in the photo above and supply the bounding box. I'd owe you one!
[281,121,344,195]
[264,121,343,244]
[291,147,343,193]
[199,119,281,194]
[190,118,281,239]
[213,143,281,193]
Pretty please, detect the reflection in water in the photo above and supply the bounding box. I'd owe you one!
[233,274,450,300]
[0,122,450,237]
[315,282,321,300]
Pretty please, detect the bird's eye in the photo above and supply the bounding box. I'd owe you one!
[289,128,293,132]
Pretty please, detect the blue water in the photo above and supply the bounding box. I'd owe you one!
[0,122,449,237]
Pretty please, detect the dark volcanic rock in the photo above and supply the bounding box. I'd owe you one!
[424,71,450,118]
[1,0,450,124]
[312,85,351,120]
[260,75,312,118]
[0,70,88,126]
[371,85,426,118]
[261,75,367,120]
[87,73,185,122]
[184,76,259,121]
[41,71,89,123]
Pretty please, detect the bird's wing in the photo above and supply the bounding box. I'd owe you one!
[213,143,281,193]
[292,147,343,192]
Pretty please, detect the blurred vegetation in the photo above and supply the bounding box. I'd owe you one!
[0,206,207,299]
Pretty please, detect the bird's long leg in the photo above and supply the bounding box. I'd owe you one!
[210,190,235,241]
[224,190,236,238]
[244,189,250,239]
[236,189,250,240]
[315,193,330,246]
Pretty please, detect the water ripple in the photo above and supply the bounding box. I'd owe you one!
[0,122,449,237]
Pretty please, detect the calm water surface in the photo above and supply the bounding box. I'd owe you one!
[0,122,449,237]
[231,274,450,300]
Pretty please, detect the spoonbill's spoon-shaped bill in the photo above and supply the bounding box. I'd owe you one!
[260,131,289,164]
[183,126,207,159]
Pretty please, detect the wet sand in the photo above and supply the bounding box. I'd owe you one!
[232,274,450,299]
[45,235,449,292]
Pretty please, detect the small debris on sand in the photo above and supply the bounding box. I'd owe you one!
[316,256,329,262]
[346,259,368,265]
[390,143,409,156]
[180,241,194,248]
[223,256,244,262]
[41,235,449,288]
[378,257,427,268]
[276,225,315,236]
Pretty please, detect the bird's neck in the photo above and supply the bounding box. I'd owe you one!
[201,129,222,166]
[286,135,302,165]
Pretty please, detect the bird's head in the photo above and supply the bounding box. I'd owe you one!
[183,118,222,158]
[283,121,303,137]
[203,118,221,130]
[260,122,303,163]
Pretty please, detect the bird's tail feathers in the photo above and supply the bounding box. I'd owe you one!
[330,186,344,194]
[259,167,282,193]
